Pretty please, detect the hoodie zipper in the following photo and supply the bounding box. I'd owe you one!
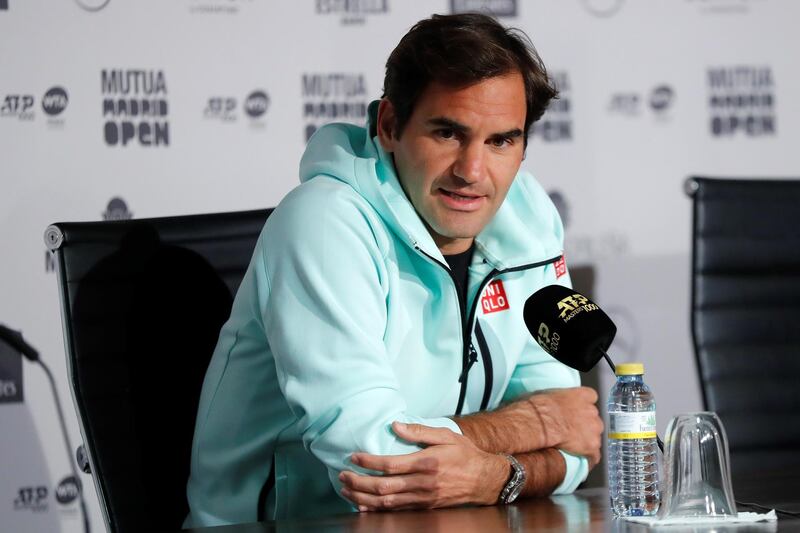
[415,245,563,416]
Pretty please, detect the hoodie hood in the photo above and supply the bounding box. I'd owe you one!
[299,100,564,269]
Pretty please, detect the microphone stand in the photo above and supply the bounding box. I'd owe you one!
[0,325,90,533]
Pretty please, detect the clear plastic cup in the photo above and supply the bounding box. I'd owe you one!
[659,412,737,519]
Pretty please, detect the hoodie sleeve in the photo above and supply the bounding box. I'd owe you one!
[500,183,589,494]
[258,179,462,495]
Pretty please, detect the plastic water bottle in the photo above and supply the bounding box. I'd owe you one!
[607,362,660,516]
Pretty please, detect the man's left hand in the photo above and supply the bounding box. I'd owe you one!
[339,421,509,511]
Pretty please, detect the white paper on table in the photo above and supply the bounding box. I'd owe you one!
[622,510,777,526]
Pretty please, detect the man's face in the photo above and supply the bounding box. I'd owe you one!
[378,72,527,255]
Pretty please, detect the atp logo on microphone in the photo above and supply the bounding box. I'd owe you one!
[557,293,599,322]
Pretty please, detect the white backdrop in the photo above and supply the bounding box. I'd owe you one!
[1,0,798,531]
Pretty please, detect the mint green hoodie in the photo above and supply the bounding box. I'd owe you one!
[185,102,587,527]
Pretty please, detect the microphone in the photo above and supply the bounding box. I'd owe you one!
[523,286,663,452]
[0,324,91,533]
[0,323,40,361]
[522,284,617,373]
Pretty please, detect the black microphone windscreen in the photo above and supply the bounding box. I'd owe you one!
[523,285,616,372]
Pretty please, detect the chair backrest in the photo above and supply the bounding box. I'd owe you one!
[688,177,800,476]
[46,209,272,533]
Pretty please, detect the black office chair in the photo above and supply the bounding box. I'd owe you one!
[45,208,272,533]
[687,177,800,478]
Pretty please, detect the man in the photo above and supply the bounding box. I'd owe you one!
[185,13,602,526]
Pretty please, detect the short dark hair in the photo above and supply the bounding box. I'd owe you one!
[382,13,558,144]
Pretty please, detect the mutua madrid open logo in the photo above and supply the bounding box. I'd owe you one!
[531,71,572,142]
[707,65,775,137]
[102,69,169,147]
[302,73,367,141]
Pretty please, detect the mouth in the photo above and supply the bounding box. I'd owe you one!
[437,188,486,211]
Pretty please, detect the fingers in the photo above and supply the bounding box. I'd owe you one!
[339,470,434,496]
[341,486,425,511]
[392,421,459,446]
[352,449,438,475]
[582,386,599,403]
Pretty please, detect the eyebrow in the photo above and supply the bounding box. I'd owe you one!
[426,117,523,139]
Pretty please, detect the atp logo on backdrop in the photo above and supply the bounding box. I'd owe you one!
[450,0,517,16]
[0,94,35,121]
[204,97,238,122]
[608,84,675,119]
[102,69,170,147]
[316,0,388,25]
[0,0,8,11]
[302,73,367,141]
[707,65,775,137]
[530,71,572,142]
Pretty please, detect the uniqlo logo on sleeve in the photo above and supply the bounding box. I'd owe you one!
[554,255,567,279]
[481,280,510,314]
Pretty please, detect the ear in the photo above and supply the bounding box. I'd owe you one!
[376,98,398,153]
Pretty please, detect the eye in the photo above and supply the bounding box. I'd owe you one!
[490,136,514,148]
[435,128,456,140]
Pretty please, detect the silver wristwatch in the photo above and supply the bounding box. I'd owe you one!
[498,453,526,504]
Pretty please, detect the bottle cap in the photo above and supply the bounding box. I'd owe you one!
[616,363,644,376]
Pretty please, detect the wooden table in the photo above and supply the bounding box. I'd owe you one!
[183,475,800,532]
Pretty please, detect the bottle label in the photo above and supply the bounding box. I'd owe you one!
[608,411,657,439]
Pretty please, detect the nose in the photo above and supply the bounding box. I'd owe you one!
[452,141,486,184]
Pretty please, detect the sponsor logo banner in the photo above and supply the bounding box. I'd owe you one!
[102,69,170,147]
[531,71,571,142]
[302,73,367,141]
[707,65,775,137]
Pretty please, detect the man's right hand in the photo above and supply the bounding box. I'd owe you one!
[455,386,603,468]
[525,387,603,467]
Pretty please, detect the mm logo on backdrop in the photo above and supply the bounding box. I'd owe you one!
[102,69,170,147]
[316,0,388,25]
[0,340,24,403]
[103,197,133,220]
[0,94,34,121]
[204,97,237,122]
[450,0,517,16]
[531,71,572,142]
[707,66,775,137]
[302,73,367,141]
